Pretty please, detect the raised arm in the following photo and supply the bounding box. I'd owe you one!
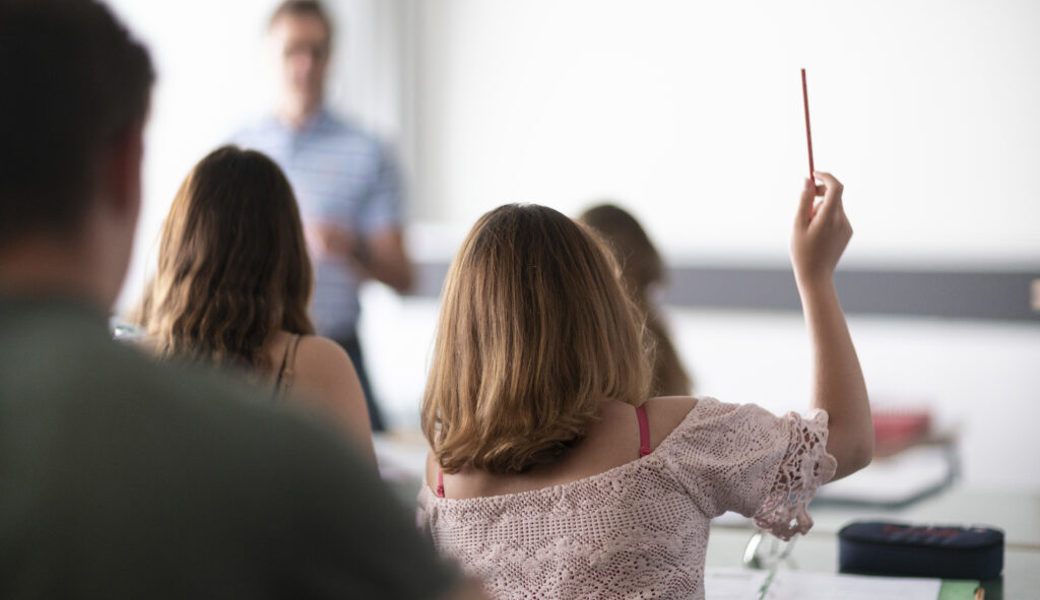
[791,172,872,481]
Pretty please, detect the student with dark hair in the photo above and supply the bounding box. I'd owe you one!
[579,203,694,396]
[0,1,481,597]
[419,177,872,598]
[136,146,374,461]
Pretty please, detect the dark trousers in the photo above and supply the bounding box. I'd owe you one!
[334,336,386,432]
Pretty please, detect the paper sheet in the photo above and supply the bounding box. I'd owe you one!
[706,568,943,600]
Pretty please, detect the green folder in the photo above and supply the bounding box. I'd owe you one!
[938,579,982,600]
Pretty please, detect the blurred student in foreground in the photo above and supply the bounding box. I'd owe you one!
[579,203,693,396]
[419,176,872,598]
[135,146,374,463]
[0,1,481,597]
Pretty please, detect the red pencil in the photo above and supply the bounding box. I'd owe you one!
[801,68,815,180]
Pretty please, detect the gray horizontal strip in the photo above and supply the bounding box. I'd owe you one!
[411,262,1040,322]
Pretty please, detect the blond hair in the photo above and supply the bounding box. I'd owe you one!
[136,146,314,369]
[422,204,651,475]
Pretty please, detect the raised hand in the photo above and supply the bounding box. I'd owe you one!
[789,171,872,481]
[791,171,852,287]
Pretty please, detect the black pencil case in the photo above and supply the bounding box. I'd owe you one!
[838,520,1004,580]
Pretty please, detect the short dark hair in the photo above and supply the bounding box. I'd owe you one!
[268,0,334,39]
[0,0,154,242]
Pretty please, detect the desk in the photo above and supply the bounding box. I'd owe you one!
[708,487,1040,600]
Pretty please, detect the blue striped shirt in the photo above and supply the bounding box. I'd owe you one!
[231,109,403,340]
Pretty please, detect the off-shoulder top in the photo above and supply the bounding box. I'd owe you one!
[416,397,838,600]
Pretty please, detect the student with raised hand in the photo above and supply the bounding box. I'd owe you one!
[418,174,871,599]
[135,145,374,462]
[0,1,483,597]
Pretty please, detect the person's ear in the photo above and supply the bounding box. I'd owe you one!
[101,122,145,223]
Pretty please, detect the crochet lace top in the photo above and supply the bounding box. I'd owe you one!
[416,397,838,600]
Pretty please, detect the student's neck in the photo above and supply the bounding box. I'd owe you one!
[0,237,111,309]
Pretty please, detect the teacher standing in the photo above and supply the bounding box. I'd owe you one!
[232,0,412,431]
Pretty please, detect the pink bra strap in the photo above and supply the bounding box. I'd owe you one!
[636,404,652,457]
[436,470,445,498]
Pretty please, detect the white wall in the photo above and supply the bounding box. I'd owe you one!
[110,0,1040,293]
[412,0,1040,268]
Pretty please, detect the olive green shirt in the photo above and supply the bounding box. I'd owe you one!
[0,295,457,598]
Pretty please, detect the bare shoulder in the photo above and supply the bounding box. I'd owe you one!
[289,335,374,461]
[642,395,699,448]
[294,335,354,374]
[288,335,363,392]
[290,336,362,403]
[591,395,700,456]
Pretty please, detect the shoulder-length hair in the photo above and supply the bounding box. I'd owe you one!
[136,145,313,369]
[422,204,651,475]
[579,204,692,396]
[578,203,664,303]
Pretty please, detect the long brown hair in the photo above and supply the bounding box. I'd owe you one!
[579,203,692,396]
[578,204,663,303]
[136,145,313,369]
[422,204,651,475]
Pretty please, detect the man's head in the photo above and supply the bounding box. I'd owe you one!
[0,0,153,306]
[268,0,333,124]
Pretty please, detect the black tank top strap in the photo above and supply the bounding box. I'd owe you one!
[273,334,303,396]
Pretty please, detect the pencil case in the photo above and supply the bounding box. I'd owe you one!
[838,521,1004,580]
